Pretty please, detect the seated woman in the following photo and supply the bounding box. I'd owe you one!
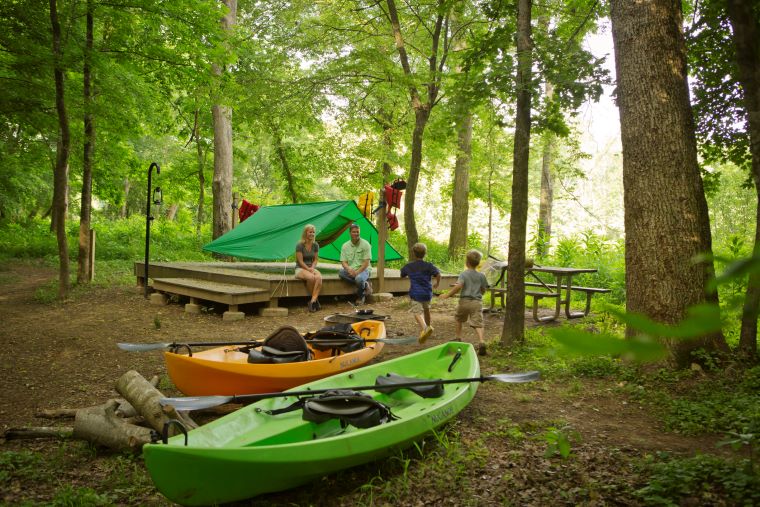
[295,224,323,312]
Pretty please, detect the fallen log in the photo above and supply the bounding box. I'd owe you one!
[115,370,197,435]
[72,400,152,453]
[4,426,73,440]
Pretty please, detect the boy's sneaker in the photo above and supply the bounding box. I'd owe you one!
[364,281,373,298]
[314,299,321,311]
[478,343,487,356]
[419,325,434,344]
[357,294,365,305]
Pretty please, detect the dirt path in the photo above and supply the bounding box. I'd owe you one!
[0,260,724,505]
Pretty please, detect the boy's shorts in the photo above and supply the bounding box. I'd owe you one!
[455,299,484,328]
[408,299,430,315]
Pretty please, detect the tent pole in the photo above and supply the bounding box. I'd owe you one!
[377,182,387,293]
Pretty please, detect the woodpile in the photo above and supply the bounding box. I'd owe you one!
[3,371,197,453]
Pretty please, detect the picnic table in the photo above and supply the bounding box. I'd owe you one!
[487,263,610,322]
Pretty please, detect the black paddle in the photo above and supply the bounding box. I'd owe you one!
[117,335,418,352]
[159,371,540,411]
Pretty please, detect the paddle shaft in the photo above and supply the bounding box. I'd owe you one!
[229,376,494,402]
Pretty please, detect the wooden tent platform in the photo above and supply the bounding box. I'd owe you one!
[134,261,458,318]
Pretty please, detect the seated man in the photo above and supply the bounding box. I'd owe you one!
[339,223,372,305]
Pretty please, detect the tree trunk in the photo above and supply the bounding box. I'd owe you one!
[273,127,298,203]
[211,0,236,241]
[610,0,728,367]
[385,0,445,258]
[537,84,554,259]
[448,106,473,260]
[193,108,206,236]
[78,0,94,285]
[501,0,533,347]
[121,178,130,218]
[50,0,70,299]
[726,0,760,362]
[404,108,429,256]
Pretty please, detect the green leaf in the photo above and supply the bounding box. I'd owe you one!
[549,327,667,362]
[607,304,722,339]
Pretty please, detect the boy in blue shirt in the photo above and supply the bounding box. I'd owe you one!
[401,243,441,343]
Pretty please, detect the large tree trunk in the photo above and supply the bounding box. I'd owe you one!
[211,0,236,241]
[385,0,445,258]
[403,108,429,256]
[610,0,728,367]
[448,106,473,260]
[77,0,94,285]
[50,0,70,299]
[536,83,554,259]
[501,0,533,346]
[193,108,206,236]
[726,0,760,362]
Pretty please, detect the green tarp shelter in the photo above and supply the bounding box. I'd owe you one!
[203,200,403,262]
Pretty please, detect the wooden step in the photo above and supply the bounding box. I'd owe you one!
[152,278,269,306]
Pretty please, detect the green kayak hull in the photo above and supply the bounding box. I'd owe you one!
[144,341,479,505]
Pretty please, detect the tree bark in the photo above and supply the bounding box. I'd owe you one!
[273,127,298,203]
[193,108,206,236]
[211,0,236,241]
[72,400,152,453]
[78,0,94,285]
[501,0,533,346]
[385,0,446,257]
[115,370,197,435]
[537,83,554,259]
[448,106,473,260]
[50,0,70,299]
[726,0,760,362]
[610,0,728,367]
[120,178,130,218]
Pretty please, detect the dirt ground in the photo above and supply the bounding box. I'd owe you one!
[0,260,726,506]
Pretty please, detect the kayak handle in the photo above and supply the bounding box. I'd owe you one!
[448,348,462,372]
[161,419,188,446]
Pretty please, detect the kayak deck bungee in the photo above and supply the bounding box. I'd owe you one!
[144,341,480,505]
[164,320,386,395]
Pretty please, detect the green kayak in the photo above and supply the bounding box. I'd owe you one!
[144,341,480,505]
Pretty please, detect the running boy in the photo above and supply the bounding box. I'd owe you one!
[439,249,489,355]
[400,243,441,343]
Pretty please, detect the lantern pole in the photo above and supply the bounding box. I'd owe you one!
[144,162,160,298]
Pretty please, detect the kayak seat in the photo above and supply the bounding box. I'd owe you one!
[305,323,363,354]
[247,326,312,364]
[374,373,445,399]
[269,389,396,429]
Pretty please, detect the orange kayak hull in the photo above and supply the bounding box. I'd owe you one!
[164,320,386,395]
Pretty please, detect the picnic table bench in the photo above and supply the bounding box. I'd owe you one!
[487,264,609,322]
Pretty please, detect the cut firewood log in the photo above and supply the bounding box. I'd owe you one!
[115,370,197,435]
[35,408,78,419]
[4,426,73,440]
[72,400,152,453]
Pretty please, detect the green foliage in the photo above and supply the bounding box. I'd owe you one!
[542,425,581,459]
[662,367,760,436]
[635,453,760,506]
[50,485,113,506]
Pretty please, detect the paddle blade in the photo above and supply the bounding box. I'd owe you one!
[488,371,540,383]
[160,396,234,411]
[117,342,172,352]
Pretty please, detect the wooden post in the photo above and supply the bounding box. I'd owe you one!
[88,228,95,281]
[377,184,387,293]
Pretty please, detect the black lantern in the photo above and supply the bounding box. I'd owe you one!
[153,186,163,206]
[144,162,160,299]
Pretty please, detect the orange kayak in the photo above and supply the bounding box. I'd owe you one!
[164,320,386,396]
